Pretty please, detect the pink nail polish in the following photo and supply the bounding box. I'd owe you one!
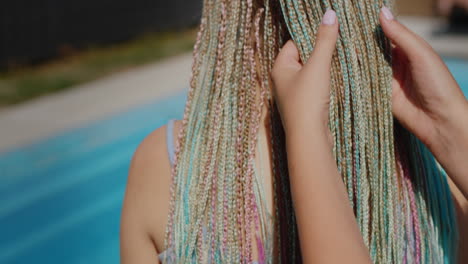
[322,9,336,25]
[382,6,394,20]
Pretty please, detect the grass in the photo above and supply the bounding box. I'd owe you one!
[0,29,197,108]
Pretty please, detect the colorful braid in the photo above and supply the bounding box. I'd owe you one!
[162,0,459,263]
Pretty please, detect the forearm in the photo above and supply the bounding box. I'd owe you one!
[435,100,468,199]
[285,127,371,264]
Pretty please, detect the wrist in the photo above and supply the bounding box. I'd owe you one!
[283,110,331,137]
[285,119,332,142]
[284,120,334,154]
[432,99,468,177]
[439,99,468,148]
[284,122,337,179]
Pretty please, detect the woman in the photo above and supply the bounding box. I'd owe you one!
[120,2,468,263]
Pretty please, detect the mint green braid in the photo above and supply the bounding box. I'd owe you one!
[162,0,459,263]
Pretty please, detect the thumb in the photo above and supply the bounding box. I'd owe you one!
[299,9,338,101]
[271,40,302,91]
[302,9,339,78]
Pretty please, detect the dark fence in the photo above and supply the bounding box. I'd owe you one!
[0,0,202,69]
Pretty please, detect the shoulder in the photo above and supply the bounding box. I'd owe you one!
[121,120,182,253]
[131,123,171,173]
[129,119,182,182]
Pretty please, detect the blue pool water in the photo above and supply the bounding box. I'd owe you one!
[0,93,186,264]
[0,59,466,264]
[446,58,468,97]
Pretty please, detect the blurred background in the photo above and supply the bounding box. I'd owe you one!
[0,0,467,263]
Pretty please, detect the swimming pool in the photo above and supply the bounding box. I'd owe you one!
[0,93,186,264]
[0,59,466,264]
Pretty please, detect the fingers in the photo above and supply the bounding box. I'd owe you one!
[271,40,302,90]
[272,9,339,98]
[272,40,302,77]
[379,6,434,61]
[298,9,339,102]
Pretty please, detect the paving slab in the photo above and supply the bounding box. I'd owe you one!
[0,53,192,152]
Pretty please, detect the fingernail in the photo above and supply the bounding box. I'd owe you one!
[322,9,336,25]
[382,6,394,20]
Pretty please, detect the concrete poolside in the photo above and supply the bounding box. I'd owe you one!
[0,17,467,153]
[400,17,468,58]
[0,53,192,153]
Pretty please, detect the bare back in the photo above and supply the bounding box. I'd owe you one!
[120,114,277,262]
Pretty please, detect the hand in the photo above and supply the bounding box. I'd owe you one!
[272,12,372,264]
[380,7,468,197]
[271,10,339,142]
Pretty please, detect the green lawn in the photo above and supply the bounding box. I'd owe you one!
[0,29,197,108]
